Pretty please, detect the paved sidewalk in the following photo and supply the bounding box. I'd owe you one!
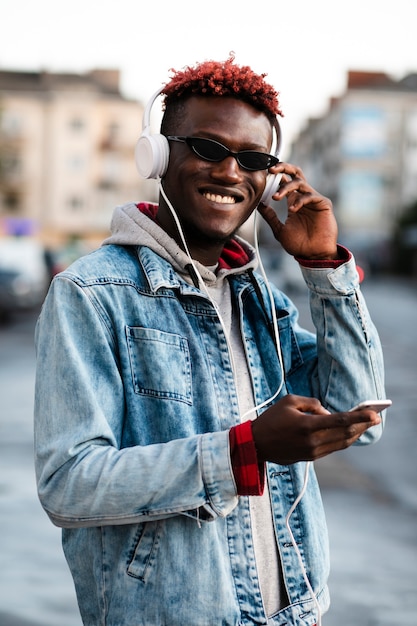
[1,278,417,625]
[0,615,40,626]
[1,446,416,625]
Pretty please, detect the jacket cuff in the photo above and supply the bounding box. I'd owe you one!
[229,422,265,496]
[295,244,351,268]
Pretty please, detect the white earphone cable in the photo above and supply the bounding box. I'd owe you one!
[284,460,322,625]
[159,182,321,624]
[253,209,322,624]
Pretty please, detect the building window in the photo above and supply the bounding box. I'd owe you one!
[2,191,21,212]
[341,106,387,159]
[108,122,119,141]
[1,112,22,137]
[1,154,22,176]
[69,117,85,132]
[100,121,120,149]
[67,155,85,171]
[67,196,84,211]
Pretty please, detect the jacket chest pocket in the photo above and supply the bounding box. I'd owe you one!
[126,326,193,404]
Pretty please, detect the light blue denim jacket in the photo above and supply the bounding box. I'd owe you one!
[34,208,385,626]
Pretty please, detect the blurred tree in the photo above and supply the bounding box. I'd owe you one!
[392,199,417,275]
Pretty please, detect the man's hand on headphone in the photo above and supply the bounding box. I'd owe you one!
[258,162,339,261]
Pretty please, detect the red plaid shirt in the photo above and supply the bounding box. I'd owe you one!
[229,421,265,496]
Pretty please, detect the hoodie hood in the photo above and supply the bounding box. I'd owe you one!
[102,202,259,287]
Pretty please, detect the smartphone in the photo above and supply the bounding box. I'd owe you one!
[349,399,392,413]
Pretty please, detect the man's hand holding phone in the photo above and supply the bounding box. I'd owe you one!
[251,394,387,465]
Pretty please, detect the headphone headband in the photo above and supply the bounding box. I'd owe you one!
[141,87,165,131]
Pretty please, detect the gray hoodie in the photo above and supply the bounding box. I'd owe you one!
[103,201,287,616]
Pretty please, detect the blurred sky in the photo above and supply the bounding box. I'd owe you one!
[1,0,416,154]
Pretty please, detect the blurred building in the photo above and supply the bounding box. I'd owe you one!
[288,70,417,271]
[0,68,156,247]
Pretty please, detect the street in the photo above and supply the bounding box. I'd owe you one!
[0,274,416,625]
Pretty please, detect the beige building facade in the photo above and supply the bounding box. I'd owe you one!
[288,70,417,270]
[0,69,156,247]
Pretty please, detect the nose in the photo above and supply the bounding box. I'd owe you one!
[210,155,243,182]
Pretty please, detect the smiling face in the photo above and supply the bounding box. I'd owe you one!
[157,96,274,265]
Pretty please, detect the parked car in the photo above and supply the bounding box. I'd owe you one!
[0,237,50,321]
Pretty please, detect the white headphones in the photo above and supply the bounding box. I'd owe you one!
[135,87,283,206]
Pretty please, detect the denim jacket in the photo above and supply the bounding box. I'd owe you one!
[34,213,385,626]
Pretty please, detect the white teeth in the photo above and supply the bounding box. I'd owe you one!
[203,192,236,204]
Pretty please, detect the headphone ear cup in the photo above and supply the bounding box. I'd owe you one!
[261,173,282,206]
[135,132,170,179]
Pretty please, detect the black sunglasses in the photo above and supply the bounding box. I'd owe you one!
[167,136,279,171]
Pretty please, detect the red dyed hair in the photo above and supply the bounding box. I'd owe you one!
[162,54,283,120]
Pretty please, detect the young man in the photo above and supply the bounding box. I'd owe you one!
[34,57,386,626]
